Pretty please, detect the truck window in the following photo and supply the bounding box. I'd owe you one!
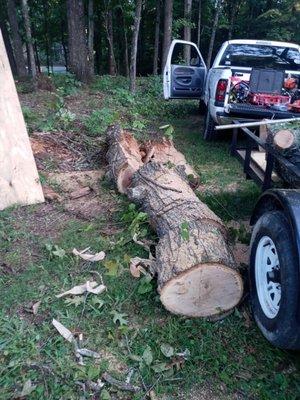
[171,43,203,67]
[220,44,300,71]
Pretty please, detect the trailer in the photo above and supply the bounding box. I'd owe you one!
[217,120,300,349]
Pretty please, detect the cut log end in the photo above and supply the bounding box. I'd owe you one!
[160,263,243,317]
[273,129,295,150]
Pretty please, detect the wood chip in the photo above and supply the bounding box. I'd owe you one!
[52,319,75,343]
[69,187,92,199]
[73,248,106,262]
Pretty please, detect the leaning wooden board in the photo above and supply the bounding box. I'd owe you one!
[0,30,44,210]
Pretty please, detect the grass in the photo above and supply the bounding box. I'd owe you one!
[0,75,299,399]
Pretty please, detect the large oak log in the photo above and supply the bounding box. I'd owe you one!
[106,125,243,317]
[129,163,243,317]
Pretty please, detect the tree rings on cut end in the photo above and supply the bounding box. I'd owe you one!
[160,263,243,317]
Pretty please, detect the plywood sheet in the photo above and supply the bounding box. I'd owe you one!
[0,30,44,210]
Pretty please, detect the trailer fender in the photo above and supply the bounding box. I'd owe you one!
[250,189,300,320]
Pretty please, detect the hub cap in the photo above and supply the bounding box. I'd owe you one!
[255,236,281,319]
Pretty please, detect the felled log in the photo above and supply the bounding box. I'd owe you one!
[106,125,243,317]
[268,124,300,188]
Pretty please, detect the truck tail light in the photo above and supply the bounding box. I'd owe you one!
[215,79,228,103]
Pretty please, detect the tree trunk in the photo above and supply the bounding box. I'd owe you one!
[120,6,129,77]
[184,0,192,62]
[7,0,27,77]
[105,8,117,75]
[67,0,92,82]
[88,0,94,76]
[129,0,143,93]
[196,0,202,48]
[206,0,222,68]
[0,16,17,75]
[43,2,50,74]
[21,0,37,79]
[162,0,173,70]
[153,0,161,75]
[106,125,243,317]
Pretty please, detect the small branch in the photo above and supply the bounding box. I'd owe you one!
[102,372,140,392]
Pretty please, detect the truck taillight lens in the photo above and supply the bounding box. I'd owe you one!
[215,79,228,103]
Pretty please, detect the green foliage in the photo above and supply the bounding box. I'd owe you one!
[51,73,82,96]
[84,108,119,136]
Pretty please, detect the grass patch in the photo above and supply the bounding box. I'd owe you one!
[3,75,298,399]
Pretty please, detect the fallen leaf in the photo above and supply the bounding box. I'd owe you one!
[111,310,128,326]
[149,390,159,400]
[52,319,75,343]
[19,379,37,397]
[65,296,85,307]
[151,363,170,373]
[142,345,153,366]
[32,301,41,315]
[73,248,105,262]
[86,281,106,295]
[160,343,174,358]
[104,260,119,276]
[100,389,111,400]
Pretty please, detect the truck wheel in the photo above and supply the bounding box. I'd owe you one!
[249,211,300,349]
[198,100,207,115]
[203,110,218,141]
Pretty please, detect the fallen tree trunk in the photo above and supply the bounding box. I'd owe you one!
[106,125,243,317]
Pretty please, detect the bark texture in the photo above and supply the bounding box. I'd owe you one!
[153,0,161,75]
[196,0,202,48]
[21,0,36,79]
[88,0,95,76]
[105,8,117,76]
[7,0,27,77]
[106,125,243,317]
[183,0,192,62]
[206,0,222,68]
[130,0,143,92]
[162,0,173,69]
[67,0,92,82]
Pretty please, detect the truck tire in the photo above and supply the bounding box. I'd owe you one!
[249,211,300,349]
[203,110,218,141]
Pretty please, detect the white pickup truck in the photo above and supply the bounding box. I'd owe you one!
[163,39,300,140]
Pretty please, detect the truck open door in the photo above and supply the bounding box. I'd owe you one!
[163,40,207,100]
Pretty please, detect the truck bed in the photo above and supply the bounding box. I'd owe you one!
[228,103,300,120]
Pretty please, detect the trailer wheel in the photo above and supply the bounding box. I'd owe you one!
[203,110,218,141]
[249,211,300,349]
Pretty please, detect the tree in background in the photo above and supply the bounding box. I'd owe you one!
[206,0,223,68]
[6,0,27,77]
[129,0,143,92]
[153,0,161,75]
[183,0,192,61]
[21,0,36,79]
[67,0,93,82]
[162,0,173,70]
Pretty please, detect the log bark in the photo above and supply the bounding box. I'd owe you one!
[106,125,243,317]
[21,0,37,79]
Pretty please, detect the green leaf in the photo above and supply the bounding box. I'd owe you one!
[151,362,170,373]
[142,345,153,366]
[101,389,111,400]
[90,297,104,309]
[160,343,174,358]
[64,296,85,307]
[111,311,128,326]
[52,245,66,258]
[104,260,119,276]
[138,275,153,294]
[180,221,190,241]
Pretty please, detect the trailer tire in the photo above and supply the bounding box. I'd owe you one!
[249,211,300,349]
[203,110,218,141]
